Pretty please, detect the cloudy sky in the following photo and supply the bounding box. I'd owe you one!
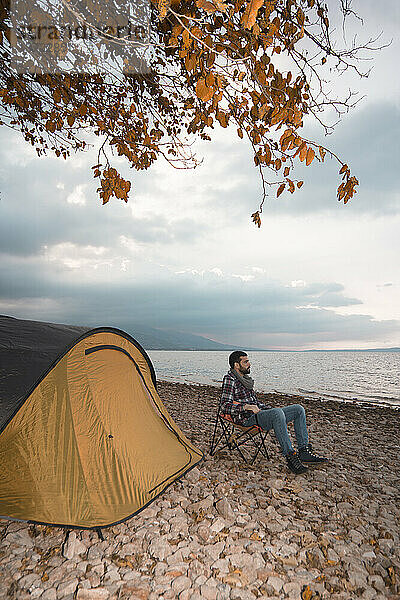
[1,0,399,350]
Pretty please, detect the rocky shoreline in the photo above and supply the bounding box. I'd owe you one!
[1,381,399,600]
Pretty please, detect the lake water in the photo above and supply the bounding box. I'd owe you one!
[148,350,400,409]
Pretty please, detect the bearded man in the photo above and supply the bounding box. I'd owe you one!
[220,351,328,474]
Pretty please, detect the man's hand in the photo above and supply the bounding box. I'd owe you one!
[244,404,260,414]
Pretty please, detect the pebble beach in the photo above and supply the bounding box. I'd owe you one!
[0,381,399,600]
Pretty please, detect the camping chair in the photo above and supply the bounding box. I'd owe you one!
[210,400,270,465]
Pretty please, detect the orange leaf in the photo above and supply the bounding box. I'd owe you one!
[280,129,292,145]
[284,166,290,177]
[156,0,170,20]
[319,147,326,161]
[205,72,215,87]
[251,211,261,228]
[297,181,304,188]
[297,8,305,25]
[299,143,307,161]
[305,147,315,166]
[45,120,56,133]
[339,163,348,174]
[196,0,217,12]
[302,585,312,600]
[277,183,285,197]
[216,111,228,127]
[241,0,264,29]
[195,79,214,102]
[237,128,243,139]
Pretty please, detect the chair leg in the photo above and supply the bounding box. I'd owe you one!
[210,412,220,455]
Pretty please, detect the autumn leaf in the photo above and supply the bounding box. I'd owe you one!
[195,79,214,102]
[197,0,227,12]
[277,183,285,197]
[302,585,313,600]
[297,7,305,25]
[212,0,228,10]
[156,0,170,20]
[241,0,264,30]
[319,146,326,161]
[196,0,217,12]
[45,120,56,133]
[299,143,307,161]
[251,211,261,227]
[297,181,304,188]
[216,111,228,127]
[280,128,292,145]
[306,147,315,166]
[52,89,61,103]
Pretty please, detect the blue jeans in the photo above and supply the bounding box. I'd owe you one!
[243,404,308,456]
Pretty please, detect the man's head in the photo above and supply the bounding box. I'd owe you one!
[229,351,251,375]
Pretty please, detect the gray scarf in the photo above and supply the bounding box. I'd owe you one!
[230,368,255,390]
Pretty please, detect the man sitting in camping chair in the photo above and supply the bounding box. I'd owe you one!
[221,351,328,474]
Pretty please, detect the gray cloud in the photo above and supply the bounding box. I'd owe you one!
[0,261,397,347]
[192,101,400,218]
[0,132,209,258]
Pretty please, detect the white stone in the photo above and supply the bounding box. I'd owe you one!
[41,590,57,600]
[210,517,227,534]
[171,575,191,594]
[283,581,302,600]
[149,535,172,560]
[76,589,110,600]
[202,541,225,562]
[63,532,87,559]
[5,529,34,548]
[215,498,235,521]
[197,524,211,542]
[185,467,201,484]
[199,584,218,600]
[57,578,79,597]
[267,576,284,593]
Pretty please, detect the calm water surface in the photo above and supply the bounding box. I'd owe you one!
[148,350,400,409]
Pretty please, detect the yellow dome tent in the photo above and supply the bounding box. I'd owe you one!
[0,316,202,530]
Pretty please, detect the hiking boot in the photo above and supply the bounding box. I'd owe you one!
[285,450,308,474]
[298,443,328,464]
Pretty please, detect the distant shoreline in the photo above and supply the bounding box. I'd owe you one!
[157,378,400,411]
[149,347,400,352]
